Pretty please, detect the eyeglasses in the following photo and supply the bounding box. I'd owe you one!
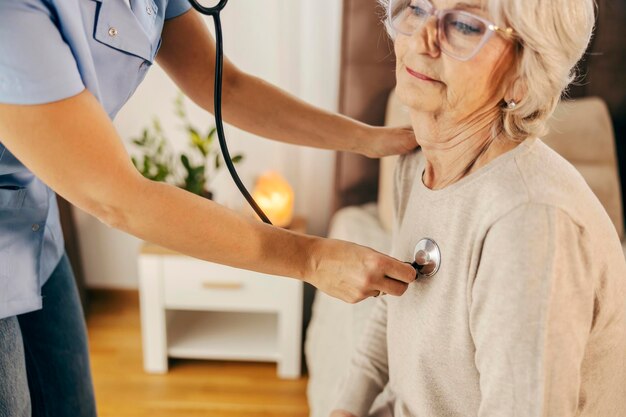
[387,0,515,61]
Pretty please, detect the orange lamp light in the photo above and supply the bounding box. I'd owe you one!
[252,171,295,227]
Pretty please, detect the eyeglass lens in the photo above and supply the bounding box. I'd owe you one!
[390,0,490,60]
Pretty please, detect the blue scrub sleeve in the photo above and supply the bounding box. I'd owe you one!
[0,0,85,105]
[165,0,193,19]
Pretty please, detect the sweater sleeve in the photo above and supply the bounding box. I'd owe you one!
[334,297,390,416]
[469,204,594,417]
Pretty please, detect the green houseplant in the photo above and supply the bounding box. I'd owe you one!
[130,93,243,200]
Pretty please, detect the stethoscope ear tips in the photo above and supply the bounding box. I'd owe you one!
[411,238,441,278]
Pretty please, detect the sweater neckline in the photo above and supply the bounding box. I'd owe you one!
[414,137,537,201]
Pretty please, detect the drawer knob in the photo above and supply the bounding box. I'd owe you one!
[201,281,244,290]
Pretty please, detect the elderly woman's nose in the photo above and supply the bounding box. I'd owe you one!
[410,17,440,58]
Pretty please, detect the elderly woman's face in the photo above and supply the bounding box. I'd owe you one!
[394,0,515,119]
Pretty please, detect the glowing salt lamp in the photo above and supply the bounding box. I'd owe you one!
[252,171,295,227]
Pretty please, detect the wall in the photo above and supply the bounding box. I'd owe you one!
[76,0,343,288]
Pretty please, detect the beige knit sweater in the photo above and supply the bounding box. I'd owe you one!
[335,138,626,417]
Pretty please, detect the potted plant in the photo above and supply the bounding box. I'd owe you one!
[130,93,243,200]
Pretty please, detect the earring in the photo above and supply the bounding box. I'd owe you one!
[506,100,517,109]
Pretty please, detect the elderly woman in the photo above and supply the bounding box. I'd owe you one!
[331,0,626,416]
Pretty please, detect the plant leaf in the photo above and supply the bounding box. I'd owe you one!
[207,127,217,142]
[181,154,191,170]
[152,118,162,134]
[188,127,209,157]
[174,93,186,118]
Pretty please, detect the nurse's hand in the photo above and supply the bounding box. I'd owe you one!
[306,238,416,303]
[358,126,417,159]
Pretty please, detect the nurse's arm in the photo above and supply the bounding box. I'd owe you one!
[156,10,416,159]
[0,90,415,303]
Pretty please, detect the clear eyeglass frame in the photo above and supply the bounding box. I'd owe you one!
[388,0,516,61]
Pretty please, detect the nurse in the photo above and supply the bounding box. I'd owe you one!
[0,1,417,416]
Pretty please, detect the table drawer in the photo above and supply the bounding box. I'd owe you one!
[162,257,296,312]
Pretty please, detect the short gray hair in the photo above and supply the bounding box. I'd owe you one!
[379,0,596,141]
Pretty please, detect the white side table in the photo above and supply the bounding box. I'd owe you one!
[138,218,305,379]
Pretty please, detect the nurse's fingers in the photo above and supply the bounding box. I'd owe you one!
[382,256,418,284]
[375,276,410,297]
[367,257,416,297]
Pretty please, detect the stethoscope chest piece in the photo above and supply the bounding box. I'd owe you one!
[413,238,441,278]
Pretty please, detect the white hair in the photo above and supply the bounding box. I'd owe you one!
[379,0,596,141]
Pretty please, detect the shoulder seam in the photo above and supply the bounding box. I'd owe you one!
[486,202,584,238]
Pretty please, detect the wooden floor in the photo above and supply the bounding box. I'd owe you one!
[86,290,310,417]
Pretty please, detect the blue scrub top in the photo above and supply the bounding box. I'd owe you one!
[0,0,192,319]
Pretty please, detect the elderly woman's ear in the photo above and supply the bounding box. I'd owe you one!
[503,75,527,110]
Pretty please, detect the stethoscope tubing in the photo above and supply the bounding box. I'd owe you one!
[187,0,273,225]
[187,0,228,15]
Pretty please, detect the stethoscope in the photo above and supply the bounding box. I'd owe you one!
[187,0,442,278]
[187,0,272,224]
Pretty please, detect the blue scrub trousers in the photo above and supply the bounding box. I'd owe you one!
[0,254,97,416]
